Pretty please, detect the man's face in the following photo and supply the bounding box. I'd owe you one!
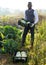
[28,2,32,9]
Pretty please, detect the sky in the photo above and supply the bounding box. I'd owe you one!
[0,0,46,11]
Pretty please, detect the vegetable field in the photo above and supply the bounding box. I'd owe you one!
[0,19,46,65]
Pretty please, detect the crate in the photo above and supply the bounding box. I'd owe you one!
[13,50,27,63]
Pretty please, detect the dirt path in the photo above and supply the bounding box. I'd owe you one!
[0,54,26,65]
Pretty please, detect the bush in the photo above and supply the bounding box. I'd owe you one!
[0,26,22,54]
[4,25,15,35]
[0,41,3,48]
[0,32,4,48]
[0,32,5,40]
[4,25,16,39]
[6,34,15,40]
[0,26,4,34]
[3,39,21,55]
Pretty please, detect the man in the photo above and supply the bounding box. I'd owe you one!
[21,2,38,48]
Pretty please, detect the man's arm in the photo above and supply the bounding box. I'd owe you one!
[34,10,39,24]
[25,11,27,20]
[31,10,39,27]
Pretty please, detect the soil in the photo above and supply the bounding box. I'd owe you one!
[0,54,25,65]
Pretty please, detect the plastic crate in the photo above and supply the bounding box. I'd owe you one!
[13,50,27,63]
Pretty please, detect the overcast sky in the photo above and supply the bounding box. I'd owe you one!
[0,0,46,11]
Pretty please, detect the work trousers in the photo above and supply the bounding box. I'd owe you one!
[21,25,35,46]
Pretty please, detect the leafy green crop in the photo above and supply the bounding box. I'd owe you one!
[3,39,19,55]
[0,21,46,65]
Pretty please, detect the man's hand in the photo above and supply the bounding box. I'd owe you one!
[26,22,30,27]
[27,22,30,24]
[26,22,35,27]
[31,23,34,27]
